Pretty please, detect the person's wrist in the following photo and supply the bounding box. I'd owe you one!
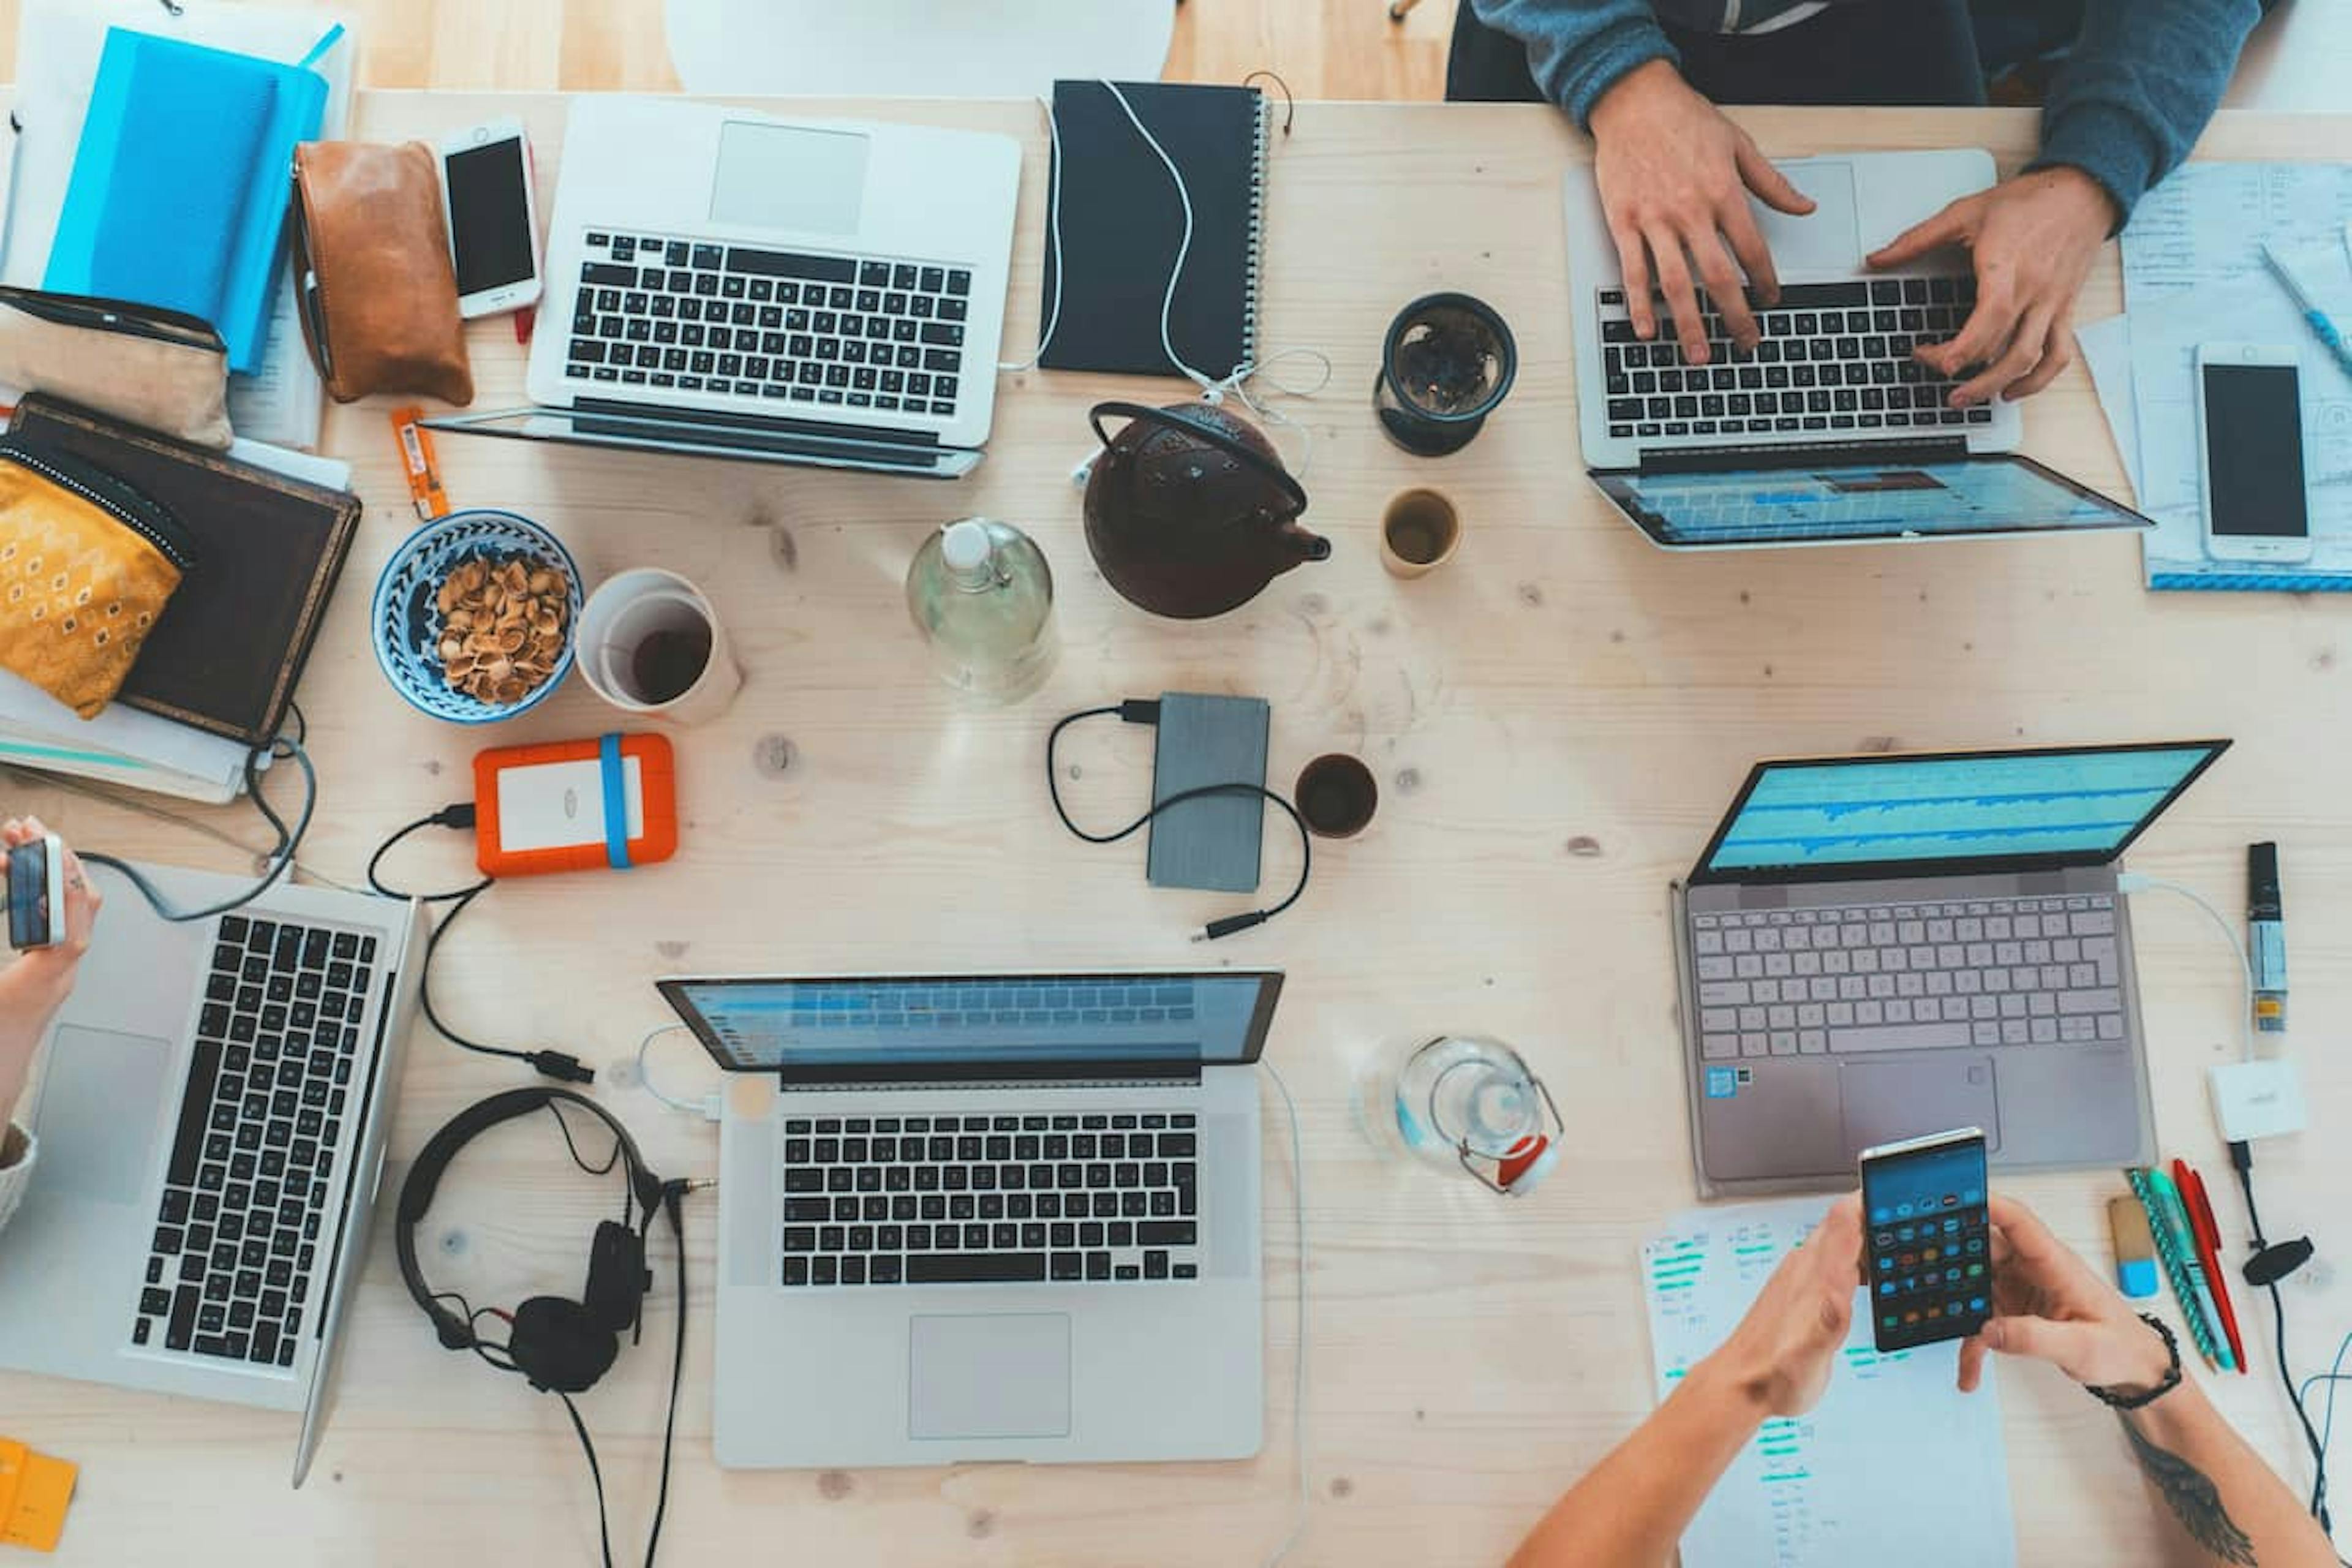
[2034,164,2121,238]
[0,951,78,1012]
[2094,1312,2178,1397]
[1588,59,1684,137]
[1687,1344,1777,1422]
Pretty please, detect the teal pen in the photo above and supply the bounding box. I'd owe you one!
[2149,1167,2237,1373]
[2263,243,2352,383]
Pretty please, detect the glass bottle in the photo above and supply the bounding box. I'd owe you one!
[905,517,1057,703]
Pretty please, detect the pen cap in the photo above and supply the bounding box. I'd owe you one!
[2248,841,2281,915]
[2109,1195,2159,1300]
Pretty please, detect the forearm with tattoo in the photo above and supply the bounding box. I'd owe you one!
[2120,1411,2260,1567]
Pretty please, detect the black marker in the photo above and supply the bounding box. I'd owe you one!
[2248,842,2285,1035]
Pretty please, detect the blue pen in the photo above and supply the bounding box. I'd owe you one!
[2263,243,2352,383]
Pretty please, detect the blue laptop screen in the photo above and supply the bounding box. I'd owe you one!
[1594,456,2146,547]
[1699,745,2223,876]
[663,973,1276,1071]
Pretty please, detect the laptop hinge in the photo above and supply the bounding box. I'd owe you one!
[573,394,945,451]
[1636,437,1969,475]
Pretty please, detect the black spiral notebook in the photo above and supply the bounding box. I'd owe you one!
[1039,80,1271,382]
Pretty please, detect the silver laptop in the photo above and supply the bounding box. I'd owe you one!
[1563,149,2152,549]
[0,861,425,1484]
[426,96,1020,478]
[1672,741,2230,1196]
[656,970,1280,1469]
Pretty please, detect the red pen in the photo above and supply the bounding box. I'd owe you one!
[2175,1159,2248,1374]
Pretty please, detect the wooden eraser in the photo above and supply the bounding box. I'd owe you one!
[2109,1194,2160,1300]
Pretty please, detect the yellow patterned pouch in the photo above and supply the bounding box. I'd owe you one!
[0,437,192,718]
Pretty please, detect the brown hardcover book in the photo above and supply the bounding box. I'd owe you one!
[8,394,362,747]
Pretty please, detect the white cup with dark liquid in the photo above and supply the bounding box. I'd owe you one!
[576,568,741,725]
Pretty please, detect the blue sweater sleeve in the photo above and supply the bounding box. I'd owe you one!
[1469,0,1680,127]
[2030,0,2262,227]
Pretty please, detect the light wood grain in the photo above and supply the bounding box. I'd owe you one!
[0,0,1457,99]
[2,93,2349,1567]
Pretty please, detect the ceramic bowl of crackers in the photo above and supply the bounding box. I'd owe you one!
[371,510,584,725]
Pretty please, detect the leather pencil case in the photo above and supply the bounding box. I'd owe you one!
[292,140,474,405]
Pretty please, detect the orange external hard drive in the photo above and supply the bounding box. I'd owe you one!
[472,733,678,877]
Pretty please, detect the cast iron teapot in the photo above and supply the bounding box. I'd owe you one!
[1083,401,1328,620]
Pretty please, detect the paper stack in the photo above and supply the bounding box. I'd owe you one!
[2076,163,2352,590]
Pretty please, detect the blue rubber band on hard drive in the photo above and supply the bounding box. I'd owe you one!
[600,733,633,869]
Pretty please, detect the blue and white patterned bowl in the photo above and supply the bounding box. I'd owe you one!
[370,509,584,725]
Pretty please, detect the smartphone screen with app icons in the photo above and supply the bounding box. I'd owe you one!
[1860,1127,1992,1352]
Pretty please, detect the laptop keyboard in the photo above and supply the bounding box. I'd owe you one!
[1692,894,2124,1060]
[1597,277,1994,443]
[567,231,973,418]
[779,1112,1201,1287]
[132,914,377,1366]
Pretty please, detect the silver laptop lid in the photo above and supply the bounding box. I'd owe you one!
[655,971,1284,1085]
[1591,447,2152,550]
[1687,741,2230,886]
[420,402,979,478]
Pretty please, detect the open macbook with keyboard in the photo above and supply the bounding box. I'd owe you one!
[1563,149,2152,549]
[1672,741,2230,1196]
[0,862,425,1485]
[424,96,1019,478]
[656,970,1281,1468]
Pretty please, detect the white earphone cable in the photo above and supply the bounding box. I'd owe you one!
[1001,81,1329,477]
[1259,1058,1311,1567]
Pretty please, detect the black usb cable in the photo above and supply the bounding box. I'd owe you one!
[368,805,593,1084]
[1046,699,1311,940]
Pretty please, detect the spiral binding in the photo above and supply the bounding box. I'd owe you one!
[1241,92,1270,373]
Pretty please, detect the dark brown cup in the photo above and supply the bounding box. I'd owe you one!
[1295,753,1379,839]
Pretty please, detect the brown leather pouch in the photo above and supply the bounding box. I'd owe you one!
[291,141,473,405]
[0,437,192,718]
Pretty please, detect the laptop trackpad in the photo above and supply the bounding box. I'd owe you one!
[1839,1057,1998,1163]
[32,1027,171,1205]
[909,1314,1072,1441]
[1751,160,1862,274]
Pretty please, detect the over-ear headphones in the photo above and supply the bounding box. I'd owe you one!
[396,1088,690,1568]
[396,1087,664,1390]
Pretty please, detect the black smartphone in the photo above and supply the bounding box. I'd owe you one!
[1860,1126,1991,1351]
[6,835,65,951]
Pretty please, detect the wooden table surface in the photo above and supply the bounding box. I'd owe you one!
[3,93,2347,1567]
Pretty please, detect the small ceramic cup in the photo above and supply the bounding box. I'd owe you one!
[1295,753,1379,839]
[1379,488,1462,579]
[576,568,742,725]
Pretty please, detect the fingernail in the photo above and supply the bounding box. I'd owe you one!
[1982,1322,2005,1348]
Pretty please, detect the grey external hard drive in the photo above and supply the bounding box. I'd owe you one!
[1147,693,1269,894]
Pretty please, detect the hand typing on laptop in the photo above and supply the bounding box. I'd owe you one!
[1587,60,2113,405]
[1,817,102,1231]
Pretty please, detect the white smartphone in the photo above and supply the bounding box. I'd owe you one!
[437,119,542,319]
[2195,342,2313,564]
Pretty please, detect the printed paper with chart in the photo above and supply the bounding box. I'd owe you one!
[1642,1197,2017,1568]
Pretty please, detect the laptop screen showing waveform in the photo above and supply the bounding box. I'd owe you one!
[1702,746,2221,875]
[665,973,1275,1071]
[1595,457,2143,546]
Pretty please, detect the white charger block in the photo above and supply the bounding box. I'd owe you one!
[2207,1058,2309,1142]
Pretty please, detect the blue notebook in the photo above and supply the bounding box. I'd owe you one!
[43,28,335,374]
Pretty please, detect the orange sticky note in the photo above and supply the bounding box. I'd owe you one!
[0,1438,76,1552]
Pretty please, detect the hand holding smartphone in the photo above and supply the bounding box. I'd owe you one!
[1860,1127,1992,1352]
